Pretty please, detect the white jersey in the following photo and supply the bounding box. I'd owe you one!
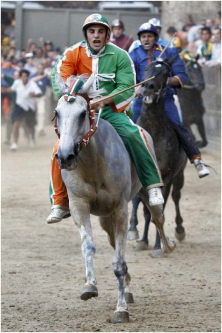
[11,79,42,111]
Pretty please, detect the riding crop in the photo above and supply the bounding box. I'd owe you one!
[90,76,155,108]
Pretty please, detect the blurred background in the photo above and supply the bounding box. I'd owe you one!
[1,1,221,154]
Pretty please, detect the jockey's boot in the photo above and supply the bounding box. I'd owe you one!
[148,188,164,206]
[47,205,70,224]
[194,159,210,178]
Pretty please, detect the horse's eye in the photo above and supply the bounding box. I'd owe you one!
[80,110,87,119]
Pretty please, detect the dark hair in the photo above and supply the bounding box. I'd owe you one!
[167,26,177,34]
[19,69,30,77]
[201,26,212,35]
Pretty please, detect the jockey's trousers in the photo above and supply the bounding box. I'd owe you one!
[49,109,163,207]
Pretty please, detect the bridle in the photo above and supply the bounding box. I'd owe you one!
[52,78,98,152]
[183,61,200,89]
[144,60,171,102]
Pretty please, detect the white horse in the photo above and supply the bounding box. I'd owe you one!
[53,73,175,323]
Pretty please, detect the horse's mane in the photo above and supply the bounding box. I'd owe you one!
[55,73,106,99]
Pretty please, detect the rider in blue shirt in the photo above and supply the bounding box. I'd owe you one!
[129,23,209,178]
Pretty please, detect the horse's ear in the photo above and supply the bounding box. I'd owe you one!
[82,73,95,93]
[165,54,178,66]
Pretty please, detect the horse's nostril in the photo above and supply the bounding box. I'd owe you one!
[67,154,75,161]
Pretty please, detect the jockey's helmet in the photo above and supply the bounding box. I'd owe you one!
[172,37,182,48]
[111,19,125,30]
[148,18,162,28]
[137,23,159,42]
[83,13,111,35]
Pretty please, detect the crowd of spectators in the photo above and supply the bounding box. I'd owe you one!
[1,9,221,150]
[166,11,221,67]
[1,35,63,148]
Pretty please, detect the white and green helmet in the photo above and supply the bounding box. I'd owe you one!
[82,13,111,34]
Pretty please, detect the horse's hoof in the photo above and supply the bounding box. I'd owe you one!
[113,311,129,323]
[127,230,139,241]
[80,285,98,301]
[125,292,134,304]
[134,240,148,251]
[152,249,164,258]
[175,230,186,242]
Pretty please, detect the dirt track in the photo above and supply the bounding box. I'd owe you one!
[1,124,221,332]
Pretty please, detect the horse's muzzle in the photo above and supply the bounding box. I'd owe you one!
[55,143,81,170]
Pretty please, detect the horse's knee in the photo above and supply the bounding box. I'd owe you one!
[113,260,128,279]
[81,235,96,258]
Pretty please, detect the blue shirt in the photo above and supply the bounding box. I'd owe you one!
[129,43,187,96]
[1,67,16,88]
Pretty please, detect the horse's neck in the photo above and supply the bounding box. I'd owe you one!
[139,99,168,137]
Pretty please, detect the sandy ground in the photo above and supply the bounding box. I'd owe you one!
[1,123,221,332]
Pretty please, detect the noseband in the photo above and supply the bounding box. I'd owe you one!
[52,78,98,151]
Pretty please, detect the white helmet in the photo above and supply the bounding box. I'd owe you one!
[148,18,162,28]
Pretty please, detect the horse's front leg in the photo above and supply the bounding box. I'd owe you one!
[69,197,98,301]
[112,203,130,323]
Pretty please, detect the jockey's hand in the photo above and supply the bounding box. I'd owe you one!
[135,86,141,99]
[90,96,113,110]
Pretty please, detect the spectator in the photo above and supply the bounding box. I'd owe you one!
[34,47,45,65]
[1,70,19,144]
[200,18,207,26]
[39,38,54,58]
[1,36,11,58]
[206,27,221,66]
[215,11,221,28]
[197,27,214,65]
[187,23,204,53]
[4,69,42,151]
[25,38,37,54]
[24,53,37,76]
[1,58,16,143]
[205,18,215,28]
[110,19,134,51]
[182,14,196,32]
[166,26,188,50]
[30,64,52,136]
[193,27,204,53]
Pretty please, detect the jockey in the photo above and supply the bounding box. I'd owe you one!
[129,23,210,179]
[47,13,164,224]
[128,18,168,52]
[110,19,134,51]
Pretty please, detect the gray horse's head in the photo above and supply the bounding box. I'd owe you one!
[54,74,106,170]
